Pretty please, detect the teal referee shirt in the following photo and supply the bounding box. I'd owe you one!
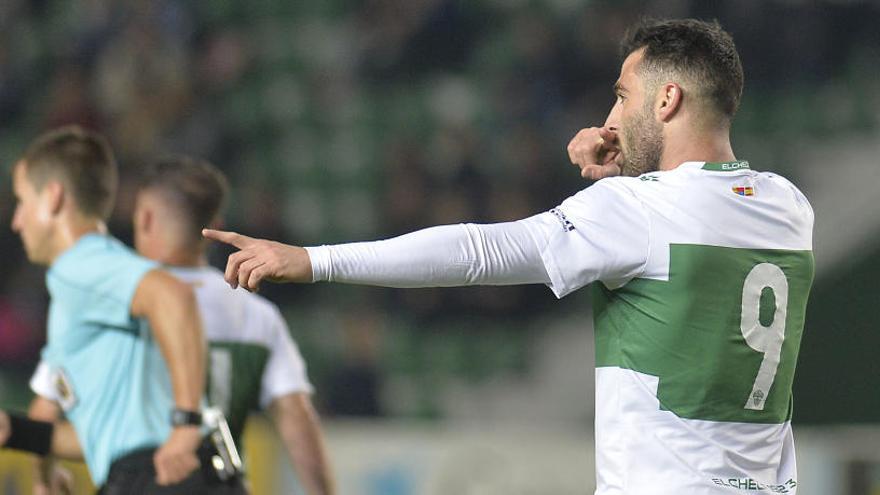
[40,233,173,485]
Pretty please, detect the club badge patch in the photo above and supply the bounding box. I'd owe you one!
[53,368,78,411]
[732,186,754,196]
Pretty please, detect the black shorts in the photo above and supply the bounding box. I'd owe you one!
[96,439,246,495]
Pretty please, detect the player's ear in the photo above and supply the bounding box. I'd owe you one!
[656,82,682,123]
[134,205,152,234]
[44,180,65,216]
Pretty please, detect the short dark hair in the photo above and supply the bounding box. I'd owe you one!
[620,18,744,119]
[22,126,118,219]
[139,156,229,242]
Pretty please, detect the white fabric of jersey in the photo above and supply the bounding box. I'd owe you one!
[307,221,553,288]
[305,161,814,495]
[32,266,312,411]
[306,178,651,295]
[166,266,313,408]
[29,360,55,401]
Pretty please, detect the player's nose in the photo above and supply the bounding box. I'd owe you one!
[603,103,621,130]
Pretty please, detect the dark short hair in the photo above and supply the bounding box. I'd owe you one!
[620,18,744,119]
[139,156,229,242]
[22,126,118,219]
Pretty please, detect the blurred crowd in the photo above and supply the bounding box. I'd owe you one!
[0,0,877,417]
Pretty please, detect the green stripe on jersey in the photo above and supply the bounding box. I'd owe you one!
[592,244,813,423]
[207,341,270,446]
[702,160,750,171]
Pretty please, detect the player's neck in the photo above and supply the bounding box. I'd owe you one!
[659,127,735,171]
[157,243,208,268]
[48,216,107,264]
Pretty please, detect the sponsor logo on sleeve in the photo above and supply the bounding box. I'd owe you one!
[549,208,575,232]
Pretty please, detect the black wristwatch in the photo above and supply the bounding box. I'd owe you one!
[170,408,203,427]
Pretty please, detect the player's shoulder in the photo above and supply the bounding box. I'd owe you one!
[49,234,157,292]
[57,234,151,269]
[230,291,292,350]
[564,174,670,215]
[566,175,650,204]
[685,161,814,223]
[750,169,814,217]
[173,265,286,328]
[194,267,282,313]
[753,169,809,195]
[239,287,286,325]
[209,268,289,335]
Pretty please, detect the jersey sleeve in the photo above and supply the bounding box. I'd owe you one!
[538,178,651,297]
[306,221,552,288]
[305,179,649,298]
[259,307,314,409]
[30,359,59,401]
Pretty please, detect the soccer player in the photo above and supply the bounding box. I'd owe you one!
[131,156,334,494]
[9,126,243,493]
[205,19,814,495]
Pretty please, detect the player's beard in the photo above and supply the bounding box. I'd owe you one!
[619,101,663,177]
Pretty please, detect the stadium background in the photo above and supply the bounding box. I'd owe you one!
[0,0,878,493]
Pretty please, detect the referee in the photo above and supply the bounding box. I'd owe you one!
[6,126,245,494]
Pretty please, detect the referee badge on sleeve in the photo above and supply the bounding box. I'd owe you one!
[52,368,78,411]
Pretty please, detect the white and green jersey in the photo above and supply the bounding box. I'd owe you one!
[169,266,313,445]
[541,161,813,494]
[305,160,814,494]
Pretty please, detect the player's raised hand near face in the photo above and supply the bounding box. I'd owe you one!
[202,229,313,291]
[567,127,622,180]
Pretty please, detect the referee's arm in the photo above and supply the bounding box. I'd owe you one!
[28,395,78,493]
[131,269,205,485]
[0,410,81,459]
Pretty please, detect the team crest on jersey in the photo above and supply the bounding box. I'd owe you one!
[549,208,575,232]
[751,389,765,407]
[732,186,754,196]
[53,368,78,411]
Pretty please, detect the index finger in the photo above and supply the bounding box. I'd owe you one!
[202,229,254,249]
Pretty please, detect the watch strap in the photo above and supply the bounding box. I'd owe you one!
[170,408,202,427]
